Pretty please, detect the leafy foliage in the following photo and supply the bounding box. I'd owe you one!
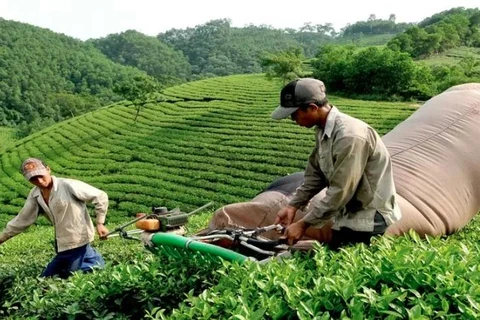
[261,48,307,83]
[311,43,479,100]
[342,17,413,36]
[2,8,477,133]
[89,30,191,86]
[0,224,223,319]
[158,19,268,77]
[312,46,436,100]
[0,128,17,153]
[388,7,480,58]
[0,15,425,133]
[161,230,480,319]
[113,75,164,122]
[0,18,147,129]
[157,18,408,79]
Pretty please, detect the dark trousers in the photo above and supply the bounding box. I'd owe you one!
[328,212,387,250]
[41,244,105,279]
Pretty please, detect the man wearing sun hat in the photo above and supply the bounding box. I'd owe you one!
[272,78,402,249]
[0,158,109,278]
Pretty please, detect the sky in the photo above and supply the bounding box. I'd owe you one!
[1,0,479,40]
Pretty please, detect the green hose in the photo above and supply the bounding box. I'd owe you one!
[150,233,248,263]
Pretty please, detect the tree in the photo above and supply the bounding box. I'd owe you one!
[47,93,99,119]
[389,7,480,58]
[341,19,413,36]
[312,45,436,100]
[299,22,316,32]
[165,19,232,74]
[260,47,306,84]
[389,14,396,22]
[113,76,163,122]
[315,23,336,37]
[158,19,333,78]
[312,45,356,92]
[0,19,147,127]
[90,30,191,85]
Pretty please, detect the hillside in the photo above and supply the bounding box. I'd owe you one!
[155,18,407,76]
[0,19,147,128]
[421,46,480,67]
[387,7,480,58]
[1,7,477,133]
[89,30,191,85]
[0,17,408,134]
[0,75,416,221]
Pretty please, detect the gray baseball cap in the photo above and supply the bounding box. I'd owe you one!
[271,78,327,120]
[21,158,49,180]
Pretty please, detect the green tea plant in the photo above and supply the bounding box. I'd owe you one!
[0,223,225,319]
[0,127,17,153]
[157,228,480,320]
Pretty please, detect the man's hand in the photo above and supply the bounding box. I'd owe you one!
[96,224,109,240]
[285,220,308,245]
[275,206,298,226]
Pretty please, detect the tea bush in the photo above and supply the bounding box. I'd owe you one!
[0,226,225,319]
[159,227,480,320]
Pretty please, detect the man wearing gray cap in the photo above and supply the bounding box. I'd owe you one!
[0,158,109,278]
[272,78,401,249]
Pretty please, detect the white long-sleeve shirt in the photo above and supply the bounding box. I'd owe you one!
[0,176,108,252]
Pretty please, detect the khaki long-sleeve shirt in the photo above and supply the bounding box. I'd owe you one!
[0,176,108,252]
[289,106,401,232]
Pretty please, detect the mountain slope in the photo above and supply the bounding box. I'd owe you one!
[89,30,191,85]
[0,74,416,220]
[0,19,147,126]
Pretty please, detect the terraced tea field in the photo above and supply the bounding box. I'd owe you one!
[0,127,16,154]
[0,74,417,221]
[3,75,480,320]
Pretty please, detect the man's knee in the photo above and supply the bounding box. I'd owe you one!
[80,245,105,272]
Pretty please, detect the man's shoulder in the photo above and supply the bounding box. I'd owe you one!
[53,176,67,184]
[53,177,77,188]
[336,110,369,127]
[27,186,40,198]
[334,112,371,139]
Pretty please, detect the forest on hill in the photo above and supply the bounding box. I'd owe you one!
[88,30,191,86]
[91,17,411,80]
[0,19,149,132]
[0,13,412,134]
[388,7,480,57]
[311,7,480,100]
[0,7,479,136]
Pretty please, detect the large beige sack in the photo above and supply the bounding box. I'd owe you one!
[384,83,480,236]
[204,190,333,242]
[204,83,480,241]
